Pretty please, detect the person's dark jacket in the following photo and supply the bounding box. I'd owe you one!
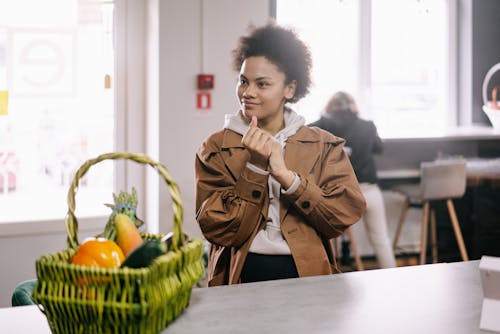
[309,111,382,184]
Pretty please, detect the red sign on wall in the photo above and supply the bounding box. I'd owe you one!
[197,92,211,109]
[197,74,214,90]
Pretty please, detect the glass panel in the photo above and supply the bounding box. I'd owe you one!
[0,0,115,222]
[276,0,359,124]
[276,0,449,135]
[371,0,448,136]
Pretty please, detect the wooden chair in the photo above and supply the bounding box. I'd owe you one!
[392,159,469,265]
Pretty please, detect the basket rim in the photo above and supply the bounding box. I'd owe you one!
[35,237,203,277]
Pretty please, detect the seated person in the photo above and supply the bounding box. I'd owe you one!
[310,91,396,268]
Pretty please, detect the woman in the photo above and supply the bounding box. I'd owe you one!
[195,23,366,286]
[310,91,397,268]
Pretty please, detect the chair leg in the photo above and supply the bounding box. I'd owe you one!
[345,228,364,271]
[446,199,469,261]
[393,196,409,251]
[420,202,430,265]
[430,208,438,263]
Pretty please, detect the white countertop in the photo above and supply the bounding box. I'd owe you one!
[380,125,500,141]
[0,305,51,334]
[1,261,487,334]
[165,261,486,334]
[0,261,487,334]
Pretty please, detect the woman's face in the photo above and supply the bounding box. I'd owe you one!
[236,56,296,130]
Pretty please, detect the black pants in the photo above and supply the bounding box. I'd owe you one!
[240,252,299,283]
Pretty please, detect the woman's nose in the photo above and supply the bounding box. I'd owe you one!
[242,84,256,98]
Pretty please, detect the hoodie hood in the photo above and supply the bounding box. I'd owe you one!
[223,108,305,146]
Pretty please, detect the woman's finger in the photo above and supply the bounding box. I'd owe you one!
[249,116,258,128]
[245,129,267,150]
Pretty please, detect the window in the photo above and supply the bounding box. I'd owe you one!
[276,0,360,124]
[276,0,452,137]
[0,0,115,222]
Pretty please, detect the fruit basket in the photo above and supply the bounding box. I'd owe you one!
[32,152,204,334]
[482,62,500,129]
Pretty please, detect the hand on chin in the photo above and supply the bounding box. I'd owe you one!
[241,109,255,123]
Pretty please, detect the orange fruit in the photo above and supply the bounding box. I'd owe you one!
[71,237,125,268]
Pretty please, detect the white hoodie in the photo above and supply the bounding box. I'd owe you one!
[223,108,305,255]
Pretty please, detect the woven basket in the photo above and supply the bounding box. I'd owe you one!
[32,152,204,334]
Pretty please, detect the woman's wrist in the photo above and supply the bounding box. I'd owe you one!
[273,169,296,190]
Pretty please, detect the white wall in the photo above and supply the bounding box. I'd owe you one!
[156,0,270,236]
[0,222,102,308]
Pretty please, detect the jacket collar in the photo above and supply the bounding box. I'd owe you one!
[221,129,245,149]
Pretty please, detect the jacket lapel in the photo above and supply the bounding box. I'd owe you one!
[284,139,320,176]
[221,129,249,180]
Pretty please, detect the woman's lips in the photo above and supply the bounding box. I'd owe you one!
[242,101,259,109]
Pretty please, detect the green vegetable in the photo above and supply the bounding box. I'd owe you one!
[121,239,167,268]
[97,187,145,241]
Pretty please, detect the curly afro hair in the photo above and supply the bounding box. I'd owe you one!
[231,22,313,103]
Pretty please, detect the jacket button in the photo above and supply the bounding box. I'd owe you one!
[301,201,310,209]
[252,190,261,198]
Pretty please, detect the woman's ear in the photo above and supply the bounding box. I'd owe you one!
[285,80,297,100]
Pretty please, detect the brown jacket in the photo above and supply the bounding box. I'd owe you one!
[195,125,366,286]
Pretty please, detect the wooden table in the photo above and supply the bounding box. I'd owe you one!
[0,261,489,334]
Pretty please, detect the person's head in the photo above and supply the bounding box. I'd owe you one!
[323,91,359,116]
[231,22,312,128]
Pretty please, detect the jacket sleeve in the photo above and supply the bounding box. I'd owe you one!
[195,136,268,248]
[283,139,367,240]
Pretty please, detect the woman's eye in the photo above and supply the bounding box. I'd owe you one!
[239,78,247,85]
[258,82,269,88]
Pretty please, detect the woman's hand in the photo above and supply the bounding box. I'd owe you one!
[242,116,273,169]
[242,116,295,189]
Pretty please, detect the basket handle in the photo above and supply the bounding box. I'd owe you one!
[482,62,500,109]
[65,152,183,251]
[493,85,500,110]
